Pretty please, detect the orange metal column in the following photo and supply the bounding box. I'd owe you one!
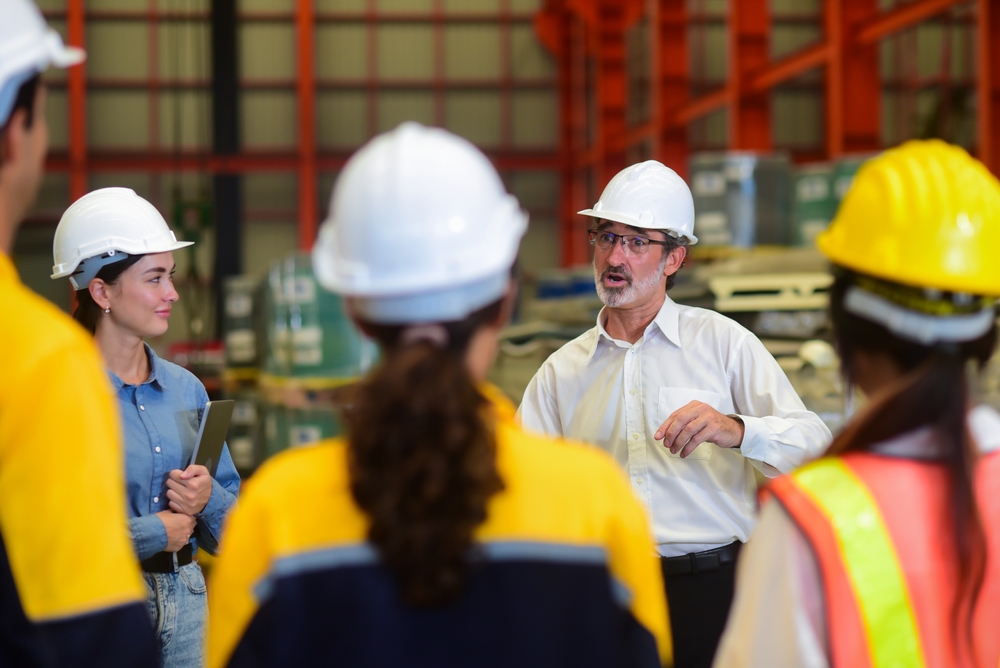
[839,0,880,155]
[296,0,317,248]
[979,0,1000,173]
[66,0,87,202]
[595,1,628,184]
[656,0,689,178]
[729,0,771,150]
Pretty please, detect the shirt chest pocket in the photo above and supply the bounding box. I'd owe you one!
[656,387,726,461]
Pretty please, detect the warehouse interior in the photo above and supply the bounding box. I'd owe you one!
[11,0,1000,473]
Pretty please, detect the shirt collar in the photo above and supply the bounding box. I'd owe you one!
[585,295,682,362]
[107,342,164,389]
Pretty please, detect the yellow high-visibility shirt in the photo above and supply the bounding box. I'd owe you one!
[0,251,154,663]
[209,384,672,668]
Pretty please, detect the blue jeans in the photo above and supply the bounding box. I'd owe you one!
[143,561,208,668]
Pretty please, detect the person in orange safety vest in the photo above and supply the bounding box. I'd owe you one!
[713,139,1000,668]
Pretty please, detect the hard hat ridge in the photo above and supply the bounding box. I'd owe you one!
[312,122,527,324]
[818,139,1000,297]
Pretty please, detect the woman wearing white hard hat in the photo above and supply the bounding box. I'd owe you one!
[206,123,671,668]
[51,187,240,668]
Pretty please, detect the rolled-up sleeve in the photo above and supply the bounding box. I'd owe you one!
[731,334,832,476]
[129,514,168,561]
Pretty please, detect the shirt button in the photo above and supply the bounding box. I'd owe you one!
[155,446,161,453]
[633,432,640,440]
[636,478,643,485]
[139,405,145,411]
[153,496,159,503]
[630,389,637,396]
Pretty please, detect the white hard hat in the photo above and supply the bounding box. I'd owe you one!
[312,122,528,324]
[579,160,698,244]
[51,188,193,290]
[0,0,85,126]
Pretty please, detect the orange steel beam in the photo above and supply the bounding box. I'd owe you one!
[673,86,730,126]
[729,0,771,150]
[66,0,87,202]
[296,0,317,249]
[749,42,831,93]
[856,0,969,44]
[979,0,1000,173]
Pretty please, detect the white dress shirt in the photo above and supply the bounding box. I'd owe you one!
[517,296,832,557]
[712,405,1000,668]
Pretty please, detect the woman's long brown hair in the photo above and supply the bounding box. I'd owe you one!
[828,270,996,663]
[344,298,506,607]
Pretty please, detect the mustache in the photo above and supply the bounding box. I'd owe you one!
[600,265,633,284]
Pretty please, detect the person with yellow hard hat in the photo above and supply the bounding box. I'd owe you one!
[0,0,158,663]
[713,139,1000,668]
[206,123,671,668]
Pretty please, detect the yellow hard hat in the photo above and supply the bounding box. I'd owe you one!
[818,139,1000,296]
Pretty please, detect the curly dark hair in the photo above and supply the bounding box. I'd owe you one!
[345,298,506,607]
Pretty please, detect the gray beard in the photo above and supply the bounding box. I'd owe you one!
[593,256,667,308]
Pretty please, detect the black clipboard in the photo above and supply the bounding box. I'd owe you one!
[188,400,234,477]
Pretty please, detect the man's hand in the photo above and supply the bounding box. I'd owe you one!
[156,510,197,552]
[165,465,213,516]
[654,401,745,457]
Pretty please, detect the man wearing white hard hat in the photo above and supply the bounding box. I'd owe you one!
[519,161,831,668]
[0,0,158,664]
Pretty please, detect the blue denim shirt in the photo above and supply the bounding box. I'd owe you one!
[109,344,240,561]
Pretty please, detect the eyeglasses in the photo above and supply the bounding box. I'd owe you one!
[588,229,670,255]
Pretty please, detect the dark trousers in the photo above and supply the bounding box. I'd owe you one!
[662,558,738,668]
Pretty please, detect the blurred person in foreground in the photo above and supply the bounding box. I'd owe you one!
[0,0,157,664]
[714,140,1000,668]
[206,122,671,668]
[518,160,831,668]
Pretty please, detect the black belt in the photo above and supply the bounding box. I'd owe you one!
[661,541,741,576]
[141,544,193,573]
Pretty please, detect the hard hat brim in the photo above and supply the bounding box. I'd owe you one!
[578,208,699,245]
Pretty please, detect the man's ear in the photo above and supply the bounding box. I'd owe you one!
[664,244,687,277]
[0,108,28,168]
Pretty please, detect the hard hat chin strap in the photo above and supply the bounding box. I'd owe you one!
[843,285,995,346]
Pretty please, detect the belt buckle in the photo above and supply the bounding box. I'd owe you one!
[691,551,721,574]
[172,551,180,573]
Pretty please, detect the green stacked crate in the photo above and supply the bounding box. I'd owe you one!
[223,275,259,368]
[262,260,290,377]
[284,252,376,379]
[792,163,836,247]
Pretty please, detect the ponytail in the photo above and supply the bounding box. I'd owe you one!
[345,299,506,607]
[828,272,996,661]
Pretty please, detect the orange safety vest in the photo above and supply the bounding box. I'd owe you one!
[766,451,1000,668]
